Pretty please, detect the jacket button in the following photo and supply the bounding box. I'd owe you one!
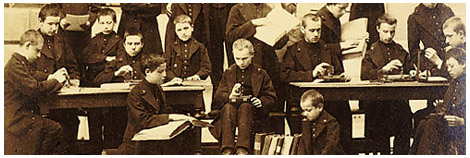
[44,69,48,73]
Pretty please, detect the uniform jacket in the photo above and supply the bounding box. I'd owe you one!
[118,3,163,55]
[281,39,344,83]
[316,6,344,69]
[82,32,123,86]
[4,53,62,154]
[165,3,208,50]
[116,79,173,154]
[164,38,211,80]
[94,50,145,85]
[361,41,413,80]
[226,3,287,84]
[298,111,345,155]
[34,32,80,80]
[407,3,454,76]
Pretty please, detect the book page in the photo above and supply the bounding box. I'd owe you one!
[341,18,368,55]
[131,120,190,141]
[254,7,301,46]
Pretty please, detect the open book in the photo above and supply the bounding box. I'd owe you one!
[131,119,213,141]
[341,18,368,56]
[63,14,89,31]
[253,7,301,46]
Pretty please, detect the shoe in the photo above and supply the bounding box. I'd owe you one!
[221,148,233,155]
[236,147,249,155]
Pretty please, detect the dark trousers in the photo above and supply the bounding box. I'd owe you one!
[87,107,127,154]
[5,115,63,155]
[220,102,254,151]
[63,30,90,83]
[49,109,79,154]
[360,100,412,155]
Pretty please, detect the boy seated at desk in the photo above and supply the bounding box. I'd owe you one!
[210,38,277,155]
[297,89,345,155]
[94,27,146,84]
[116,54,199,155]
[163,14,211,83]
[360,13,414,155]
[410,48,466,155]
[82,8,123,87]
[5,30,67,154]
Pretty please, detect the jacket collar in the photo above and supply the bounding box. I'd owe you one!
[100,31,121,54]
[173,38,200,58]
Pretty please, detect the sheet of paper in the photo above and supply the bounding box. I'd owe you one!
[132,120,189,141]
[341,18,368,55]
[63,14,89,31]
[352,113,365,138]
[254,7,301,46]
[77,116,90,140]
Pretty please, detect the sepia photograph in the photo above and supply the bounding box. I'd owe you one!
[2,1,467,156]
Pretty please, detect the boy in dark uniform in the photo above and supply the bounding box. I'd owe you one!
[164,14,211,83]
[4,30,66,154]
[360,14,414,154]
[297,90,345,155]
[34,4,81,154]
[116,54,198,154]
[210,38,277,155]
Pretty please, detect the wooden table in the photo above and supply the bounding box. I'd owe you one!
[289,81,449,101]
[39,86,205,114]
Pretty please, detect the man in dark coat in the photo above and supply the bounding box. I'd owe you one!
[118,3,163,55]
[34,5,81,154]
[410,48,466,155]
[116,54,198,155]
[281,13,344,135]
[407,3,455,77]
[210,38,277,155]
[349,3,385,49]
[297,90,345,155]
[360,14,414,155]
[4,30,65,155]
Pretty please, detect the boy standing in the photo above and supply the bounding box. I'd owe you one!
[210,38,277,155]
[5,30,66,154]
[297,90,345,155]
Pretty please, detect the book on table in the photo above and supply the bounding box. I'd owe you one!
[131,119,213,141]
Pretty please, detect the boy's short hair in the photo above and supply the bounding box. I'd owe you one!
[173,14,192,25]
[232,38,254,55]
[142,54,166,72]
[300,89,325,108]
[123,27,144,42]
[38,4,64,22]
[19,30,44,46]
[445,48,466,65]
[97,8,117,22]
[301,13,321,28]
[443,16,466,36]
[376,13,397,28]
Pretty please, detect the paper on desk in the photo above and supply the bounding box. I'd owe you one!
[253,7,301,46]
[341,18,368,55]
[63,14,89,31]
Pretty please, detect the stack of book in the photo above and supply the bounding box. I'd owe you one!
[253,133,302,155]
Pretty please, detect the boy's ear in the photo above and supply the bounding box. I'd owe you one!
[318,103,324,111]
[144,68,150,76]
[24,42,32,49]
[458,30,465,39]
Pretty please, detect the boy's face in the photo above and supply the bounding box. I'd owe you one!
[175,22,193,42]
[146,63,167,85]
[123,35,143,57]
[233,48,253,70]
[39,16,60,36]
[301,99,323,121]
[303,20,321,43]
[443,27,464,48]
[98,15,115,35]
[377,23,396,44]
[446,57,465,79]
[328,3,348,18]
[25,42,44,62]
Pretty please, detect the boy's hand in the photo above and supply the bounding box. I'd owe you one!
[424,48,443,67]
[105,56,116,62]
[251,17,269,27]
[382,59,402,73]
[79,21,91,30]
[60,19,71,29]
[114,65,133,76]
[229,83,242,99]
[313,63,331,78]
[186,75,201,81]
[444,115,465,127]
[251,97,262,108]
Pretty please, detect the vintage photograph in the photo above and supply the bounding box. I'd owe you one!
[3,2,466,155]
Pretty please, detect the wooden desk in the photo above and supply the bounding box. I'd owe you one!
[290,81,449,101]
[39,86,204,114]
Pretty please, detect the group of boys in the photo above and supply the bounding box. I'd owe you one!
[4,3,466,155]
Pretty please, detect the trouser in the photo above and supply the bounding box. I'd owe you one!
[49,109,79,154]
[220,102,254,151]
[87,107,127,154]
[360,100,412,155]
